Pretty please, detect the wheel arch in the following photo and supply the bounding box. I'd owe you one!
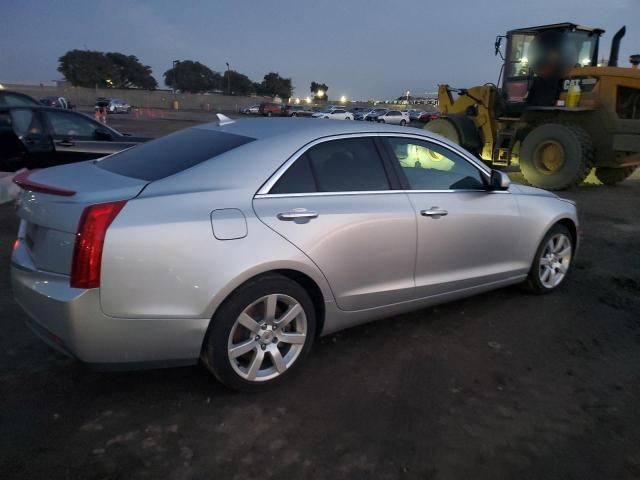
[202,263,331,344]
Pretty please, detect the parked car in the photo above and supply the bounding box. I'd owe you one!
[11,117,579,391]
[311,107,353,120]
[39,96,72,109]
[0,105,147,171]
[259,102,283,116]
[241,104,260,115]
[354,108,375,121]
[408,109,425,121]
[365,108,389,121]
[0,90,40,107]
[94,98,131,114]
[282,105,314,117]
[419,111,441,123]
[376,110,410,126]
[108,99,131,113]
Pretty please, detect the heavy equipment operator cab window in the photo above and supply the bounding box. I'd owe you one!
[503,28,599,110]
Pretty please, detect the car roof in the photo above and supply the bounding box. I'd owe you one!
[196,117,433,144]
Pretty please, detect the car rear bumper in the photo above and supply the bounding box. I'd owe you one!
[10,248,209,368]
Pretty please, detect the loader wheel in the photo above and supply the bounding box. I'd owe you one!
[594,166,637,185]
[424,115,482,155]
[520,123,593,190]
[424,118,460,144]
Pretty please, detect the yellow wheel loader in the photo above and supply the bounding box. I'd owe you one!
[426,22,640,190]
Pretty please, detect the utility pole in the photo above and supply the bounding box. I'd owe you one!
[226,62,231,95]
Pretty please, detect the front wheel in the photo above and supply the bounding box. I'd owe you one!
[202,274,316,391]
[519,123,593,190]
[266,112,272,117]
[523,224,574,294]
[400,119,406,126]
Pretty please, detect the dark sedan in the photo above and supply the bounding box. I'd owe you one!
[0,106,147,171]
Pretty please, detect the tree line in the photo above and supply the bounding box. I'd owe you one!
[58,50,303,99]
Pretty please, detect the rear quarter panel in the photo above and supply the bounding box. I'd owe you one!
[99,190,334,320]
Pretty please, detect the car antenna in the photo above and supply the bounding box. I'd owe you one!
[216,113,235,125]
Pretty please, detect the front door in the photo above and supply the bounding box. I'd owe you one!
[382,135,527,298]
[253,136,417,311]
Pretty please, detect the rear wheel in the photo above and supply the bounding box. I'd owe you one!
[266,112,272,117]
[520,123,593,190]
[291,112,297,117]
[202,274,316,392]
[523,224,573,293]
[594,166,637,185]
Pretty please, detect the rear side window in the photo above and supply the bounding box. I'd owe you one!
[270,137,390,193]
[97,128,255,181]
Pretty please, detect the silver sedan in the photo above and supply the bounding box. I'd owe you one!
[11,117,579,391]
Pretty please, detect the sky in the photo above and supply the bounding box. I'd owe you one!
[1,0,638,100]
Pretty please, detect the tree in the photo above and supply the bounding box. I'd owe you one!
[261,72,293,98]
[310,81,329,102]
[58,50,157,89]
[223,70,254,95]
[105,53,157,90]
[58,50,119,88]
[164,61,221,93]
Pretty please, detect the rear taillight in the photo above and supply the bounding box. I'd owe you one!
[70,200,127,289]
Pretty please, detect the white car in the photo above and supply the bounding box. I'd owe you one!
[311,107,353,120]
[376,110,410,126]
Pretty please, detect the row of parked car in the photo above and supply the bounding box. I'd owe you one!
[242,102,440,124]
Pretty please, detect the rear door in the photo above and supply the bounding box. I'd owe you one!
[253,135,417,311]
[42,109,136,165]
[381,135,526,297]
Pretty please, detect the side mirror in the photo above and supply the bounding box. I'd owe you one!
[489,170,511,190]
[94,127,112,141]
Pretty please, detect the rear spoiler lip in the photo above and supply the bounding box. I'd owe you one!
[13,170,77,197]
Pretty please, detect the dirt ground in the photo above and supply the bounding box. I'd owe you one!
[1,115,640,480]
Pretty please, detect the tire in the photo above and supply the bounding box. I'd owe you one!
[523,224,574,294]
[379,119,385,123]
[266,112,272,117]
[291,113,297,117]
[201,273,316,392]
[520,123,593,190]
[400,119,406,126]
[423,115,483,155]
[594,166,637,185]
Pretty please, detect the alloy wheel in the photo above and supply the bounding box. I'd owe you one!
[538,233,572,288]
[227,294,307,382]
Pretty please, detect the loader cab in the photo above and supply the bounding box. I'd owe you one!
[500,23,603,114]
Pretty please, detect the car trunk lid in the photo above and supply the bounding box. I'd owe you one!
[14,161,148,275]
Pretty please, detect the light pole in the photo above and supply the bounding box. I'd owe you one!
[225,62,231,95]
[172,60,180,110]
[172,60,179,97]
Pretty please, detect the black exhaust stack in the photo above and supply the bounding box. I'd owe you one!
[608,26,626,67]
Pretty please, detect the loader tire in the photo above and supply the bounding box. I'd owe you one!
[520,123,593,191]
[594,166,637,185]
[424,115,482,155]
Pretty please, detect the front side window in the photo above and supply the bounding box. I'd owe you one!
[385,137,486,190]
[270,137,390,194]
[45,111,100,138]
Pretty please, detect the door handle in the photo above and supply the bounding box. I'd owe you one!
[277,209,319,221]
[420,207,448,218]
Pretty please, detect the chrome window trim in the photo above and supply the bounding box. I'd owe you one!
[255,189,510,199]
[256,131,493,196]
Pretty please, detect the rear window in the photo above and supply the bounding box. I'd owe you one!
[96,128,255,181]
